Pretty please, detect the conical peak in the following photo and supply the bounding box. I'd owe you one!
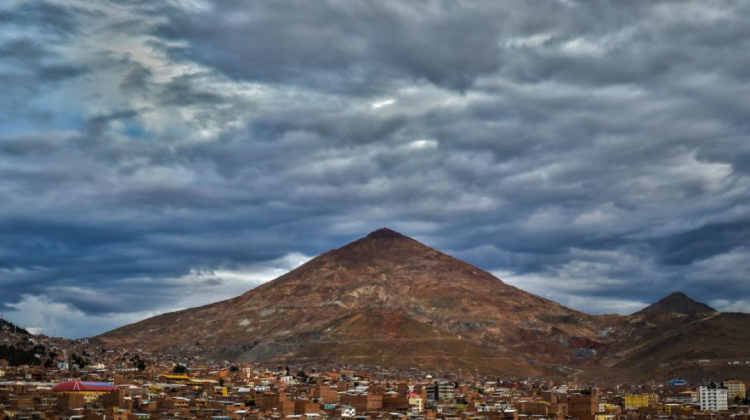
[633,291,716,316]
[661,291,701,305]
[323,227,444,265]
[365,227,407,240]
[349,227,423,253]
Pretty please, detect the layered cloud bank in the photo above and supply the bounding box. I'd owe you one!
[1,0,749,337]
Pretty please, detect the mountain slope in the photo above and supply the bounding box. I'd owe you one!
[598,294,750,379]
[95,228,606,375]
[94,229,750,379]
[600,311,750,380]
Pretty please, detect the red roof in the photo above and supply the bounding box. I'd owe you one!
[52,381,118,392]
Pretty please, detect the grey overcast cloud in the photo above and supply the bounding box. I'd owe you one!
[1,0,749,338]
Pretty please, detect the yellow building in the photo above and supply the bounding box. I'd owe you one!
[624,394,659,410]
[161,374,196,385]
[160,374,218,387]
[599,403,617,413]
[664,404,684,415]
[408,394,424,413]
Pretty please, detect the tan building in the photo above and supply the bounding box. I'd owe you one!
[568,394,599,420]
[408,393,424,413]
[314,384,339,404]
[340,393,383,413]
[57,393,85,412]
[724,381,746,403]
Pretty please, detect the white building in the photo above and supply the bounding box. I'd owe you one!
[699,386,728,412]
[494,403,515,411]
[279,375,295,385]
[339,405,356,418]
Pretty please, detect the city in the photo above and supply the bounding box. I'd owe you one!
[1,1,749,420]
[2,319,749,420]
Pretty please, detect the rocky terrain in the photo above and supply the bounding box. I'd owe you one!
[93,228,750,380]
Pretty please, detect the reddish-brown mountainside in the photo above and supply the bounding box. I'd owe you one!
[95,228,750,379]
[96,229,608,376]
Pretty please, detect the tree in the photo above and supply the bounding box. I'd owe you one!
[137,361,147,371]
[70,353,87,368]
[173,364,187,374]
[229,365,239,373]
[1,345,42,366]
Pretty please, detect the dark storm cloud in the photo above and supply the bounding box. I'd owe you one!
[151,0,549,92]
[157,74,227,106]
[0,35,88,124]
[0,0,749,336]
[655,220,750,266]
[0,37,88,83]
[0,0,84,39]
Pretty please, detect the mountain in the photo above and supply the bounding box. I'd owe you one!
[632,292,716,316]
[600,312,750,378]
[94,229,750,379]
[600,294,750,380]
[96,228,607,376]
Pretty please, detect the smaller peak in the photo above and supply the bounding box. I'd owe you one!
[633,291,716,316]
[366,228,406,240]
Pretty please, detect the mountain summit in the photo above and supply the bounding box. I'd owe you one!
[364,227,406,240]
[633,292,716,316]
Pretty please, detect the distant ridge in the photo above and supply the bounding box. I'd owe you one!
[633,291,716,316]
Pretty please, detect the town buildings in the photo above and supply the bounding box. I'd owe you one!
[1,323,750,420]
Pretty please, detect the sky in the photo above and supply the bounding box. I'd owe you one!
[1,0,749,338]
